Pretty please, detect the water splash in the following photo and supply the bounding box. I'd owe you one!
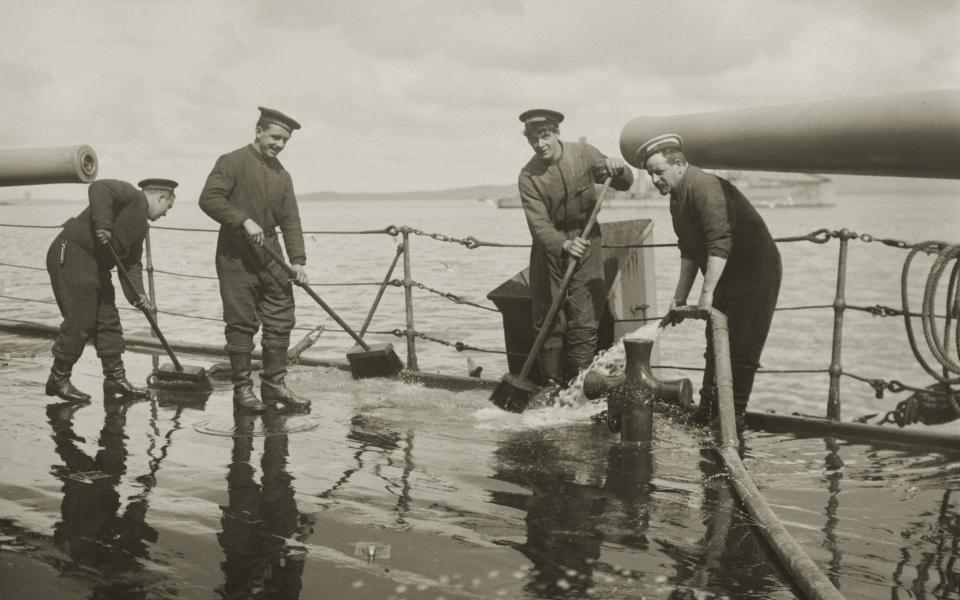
[475,325,665,431]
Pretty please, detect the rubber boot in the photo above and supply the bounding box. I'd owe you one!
[230,353,266,413]
[260,347,311,410]
[690,387,716,427]
[45,358,91,403]
[102,354,150,400]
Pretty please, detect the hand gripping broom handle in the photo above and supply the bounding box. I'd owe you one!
[257,243,372,351]
[515,177,613,381]
[104,242,183,371]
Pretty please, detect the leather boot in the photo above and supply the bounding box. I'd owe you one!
[45,358,91,403]
[230,353,265,412]
[260,347,310,409]
[102,354,149,399]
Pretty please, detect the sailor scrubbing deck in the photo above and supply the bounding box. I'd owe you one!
[45,178,177,403]
[516,109,633,399]
[199,106,312,413]
[637,134,781,431]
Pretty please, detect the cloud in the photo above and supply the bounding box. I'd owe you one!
[0,0,956,198]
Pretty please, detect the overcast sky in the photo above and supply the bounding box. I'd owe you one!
[1,0,957,200]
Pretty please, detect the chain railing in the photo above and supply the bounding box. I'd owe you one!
[0,221,955,425]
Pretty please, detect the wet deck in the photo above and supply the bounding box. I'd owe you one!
[1,332,959,599]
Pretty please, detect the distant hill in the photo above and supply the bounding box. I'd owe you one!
[299,175,958,201]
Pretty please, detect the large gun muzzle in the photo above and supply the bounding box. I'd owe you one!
[0,145,98,187]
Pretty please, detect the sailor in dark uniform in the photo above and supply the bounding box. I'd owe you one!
[199,107,310,412]
[518,109,634,390]
[45,178,177,402]
[638,134,781,430]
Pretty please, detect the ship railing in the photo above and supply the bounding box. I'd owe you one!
[0,221,955,427]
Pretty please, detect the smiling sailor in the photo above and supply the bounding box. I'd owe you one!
[517,109,634,396]
[639,134,781,432]
[199,107,311,413]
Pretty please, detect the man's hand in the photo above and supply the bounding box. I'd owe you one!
[132,295,155,313]
[95,229,112,245]
[562,237,589,259]
[697,289,714,313]
[592,157,628,182]
[660,298,687,327]
[290,264,309,285]
[242,219,264,245]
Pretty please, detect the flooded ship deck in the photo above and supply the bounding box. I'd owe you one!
[2,332,959,599]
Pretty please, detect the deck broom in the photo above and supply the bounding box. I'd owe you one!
[106,243,213,391]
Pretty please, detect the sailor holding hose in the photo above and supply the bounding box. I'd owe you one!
[199,107,311,413]
[518,109,634,394]
[45,178,176,403]
[638,134,781,431]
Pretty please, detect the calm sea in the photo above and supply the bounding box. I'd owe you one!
[2,192,958,418]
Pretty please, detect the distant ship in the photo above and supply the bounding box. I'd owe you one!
[484,170,834,209]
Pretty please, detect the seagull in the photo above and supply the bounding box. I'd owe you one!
[439,260,456,271]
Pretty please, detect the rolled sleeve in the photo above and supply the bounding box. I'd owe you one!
[692,176,732,259]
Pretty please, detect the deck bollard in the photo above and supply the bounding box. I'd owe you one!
[583,337,693,443]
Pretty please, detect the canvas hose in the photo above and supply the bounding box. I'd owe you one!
[885,241,960,427]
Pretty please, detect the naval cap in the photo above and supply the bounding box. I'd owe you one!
[137,178,178,193]
[635,133,683,165]
[257,106,302,132]
[519,108,565,127]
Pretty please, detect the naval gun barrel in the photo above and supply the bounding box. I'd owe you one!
[620,88,960,179]
[0,145,99,187]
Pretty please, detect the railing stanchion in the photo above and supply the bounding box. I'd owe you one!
[401,227,418,370]
[145,227,159,370]
[827,229,852,420]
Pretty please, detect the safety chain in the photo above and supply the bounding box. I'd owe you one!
[842,371,951,399]
[856,232,947,251]
[405,280,499,312]
[397,225,527,249]
[774,228,833,244]
[385,328,522,356]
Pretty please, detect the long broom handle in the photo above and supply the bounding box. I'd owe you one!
[104,242,183,371]
[257,242,372,351]
[515,177,613,381]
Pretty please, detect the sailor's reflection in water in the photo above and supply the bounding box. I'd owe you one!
[492,430,656,597]
[46,398,158,595]
[218,410,310,600]
[666,450,782,599]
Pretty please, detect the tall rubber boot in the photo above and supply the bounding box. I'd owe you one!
[260,347,311,410]
[102,354,150,399]
[230,353,266,413]
[690,386,716,427]
[45,358,91,403]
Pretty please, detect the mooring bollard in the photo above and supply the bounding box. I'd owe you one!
[584,337,693,443]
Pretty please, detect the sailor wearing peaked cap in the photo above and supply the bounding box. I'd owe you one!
[137,178,179,193]
[634,133,683,166]
[257,106,302,133]
[519,108,565,128]
[515,109,634,389]
[199,105,311,412]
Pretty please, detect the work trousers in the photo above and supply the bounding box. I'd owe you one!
[700,247,782,414]
[46,234,125,364]
[530,239,605,383]
[217,253,296,355]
